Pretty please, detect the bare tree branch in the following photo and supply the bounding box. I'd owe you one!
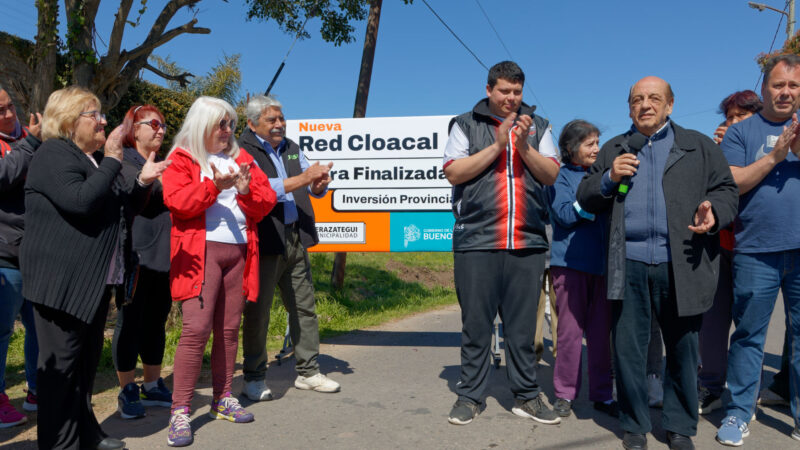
[107,0,134,59]
[120,18,210,67]
[143,63,194,88]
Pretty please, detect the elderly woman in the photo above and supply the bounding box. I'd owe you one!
[20,86,169,450]
[547,120,616,418]
[162,96,275,447]
[112,104,175,419]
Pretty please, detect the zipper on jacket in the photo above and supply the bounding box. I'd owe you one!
[506,128,515,249]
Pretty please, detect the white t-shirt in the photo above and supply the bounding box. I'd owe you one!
[203,153,247,244]
[443,121,559,167]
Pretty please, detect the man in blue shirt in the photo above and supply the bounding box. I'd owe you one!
[716,54,800,447]
[239,95,340,400]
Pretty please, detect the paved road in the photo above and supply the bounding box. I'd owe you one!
[13,299,798,449]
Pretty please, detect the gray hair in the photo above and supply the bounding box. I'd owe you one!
[169,96,240,177]
[762,54,800,85]
[245,95,283,124]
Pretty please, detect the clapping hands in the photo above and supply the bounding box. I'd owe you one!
[210,162,254,195]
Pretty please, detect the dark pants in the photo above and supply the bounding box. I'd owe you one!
[34,290,111,450]
[112,267,172,371]
[453,249,545,404]
[242,226,320,379]
[613,260,702,436]
[699,249,733,395]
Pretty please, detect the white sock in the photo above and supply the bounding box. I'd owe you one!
[143,380,159,391]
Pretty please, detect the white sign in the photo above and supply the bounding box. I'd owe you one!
[315,222,366,244]
[286,115,453,212]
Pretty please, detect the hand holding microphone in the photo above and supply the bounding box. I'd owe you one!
[612,132,647,195]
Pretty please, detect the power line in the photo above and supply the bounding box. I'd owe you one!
[472,0,550,120]
[419,0,488,71]
[755,0,791,89]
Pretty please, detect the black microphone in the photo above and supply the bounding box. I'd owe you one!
[618,132,647,196]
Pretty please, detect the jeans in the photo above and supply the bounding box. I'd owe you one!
[0,267,37,393]
[726,249,800,426]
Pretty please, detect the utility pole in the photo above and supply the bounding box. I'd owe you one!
[331,0,382,289]
[749,1,796,39]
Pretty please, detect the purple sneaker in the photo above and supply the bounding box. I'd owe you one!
[209,394,254,423]
[166,407,192,447]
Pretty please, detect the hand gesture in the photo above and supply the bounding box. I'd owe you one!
[511,114,533,152]
[103,126,124,161]
[790,114,800,157]
[28,112,42,139]
[712,124,728,145]
[495,113,516,152]
[139,152,172,185]
[304,161,332,185]
[609,153,639,183]
[310,162,334,194]
[209,162,237,191]
[773,114,798,163]
[235,163,252,195]
[688,200,715,234]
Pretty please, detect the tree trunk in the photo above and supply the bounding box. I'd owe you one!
[30,0,60,113]
[331,0,382,290]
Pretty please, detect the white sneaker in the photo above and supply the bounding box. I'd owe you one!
[757,387,789,406]
[647,374,663,408]
[295,373,341,393]
[242,379,273,401]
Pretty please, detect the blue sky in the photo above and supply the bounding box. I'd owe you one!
[3,0,794,142]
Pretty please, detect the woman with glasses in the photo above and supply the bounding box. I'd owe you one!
[20,86,170,449]
[161,96,275,447]
[112,104,175,420]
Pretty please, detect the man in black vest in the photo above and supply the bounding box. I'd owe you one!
[239,95,339,400]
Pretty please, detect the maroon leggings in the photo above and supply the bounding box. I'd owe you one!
[172,241,247,411]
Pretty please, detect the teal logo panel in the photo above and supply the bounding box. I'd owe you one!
[390,212,454,252]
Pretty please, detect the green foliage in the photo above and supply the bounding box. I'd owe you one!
[107,79,196,153]
[150,53,242,105]
[245,0,370,46]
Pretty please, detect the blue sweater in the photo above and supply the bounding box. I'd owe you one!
[548,164,606,275]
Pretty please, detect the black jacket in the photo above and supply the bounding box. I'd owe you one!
[121,147,171,273]
[0,129,41,268]
[449,98,551,251]
[238,128,319,255]
[20,138,150,322]
[576,122,738,316]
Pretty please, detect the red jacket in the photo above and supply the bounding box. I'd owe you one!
[162,147,276,302]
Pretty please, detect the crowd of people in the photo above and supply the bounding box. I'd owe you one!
[443,58,800,450]
[0,54,799,450]
[0,86,339,449]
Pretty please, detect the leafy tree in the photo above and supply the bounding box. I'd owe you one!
[150,53,242,105]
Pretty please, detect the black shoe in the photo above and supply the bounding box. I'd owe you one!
[553,398,572,417]
[697,387,722,415]
[511,394,561,424]
[666,432,694,450]
[96,437,126,450]
[448,400,479,425]
[622,432,647,450]
[593,400,619,418]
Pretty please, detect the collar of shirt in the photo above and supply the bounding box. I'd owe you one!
[253,132,286,155]
[629,118,671,143]
[0,121,22,141]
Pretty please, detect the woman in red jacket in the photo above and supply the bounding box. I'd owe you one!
[161,96,276,447]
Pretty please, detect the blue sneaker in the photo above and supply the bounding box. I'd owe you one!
[118,383,146,419]
[141,378,173,407]
[716,415,749,446]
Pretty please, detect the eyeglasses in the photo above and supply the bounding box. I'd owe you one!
[218,118,236,131]
[135,119,167,132]
[79,110,106,122]
[0,103,15,116]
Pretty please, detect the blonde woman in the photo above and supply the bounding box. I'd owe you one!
[20,86,169,450]
[162,96,275,447]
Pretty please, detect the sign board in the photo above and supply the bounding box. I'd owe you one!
[285,115,455,252]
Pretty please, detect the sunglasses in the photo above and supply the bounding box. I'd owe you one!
[218,118,236,131]
[135,119,167,132]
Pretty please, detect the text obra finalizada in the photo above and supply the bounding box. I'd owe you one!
[329,165,446,181]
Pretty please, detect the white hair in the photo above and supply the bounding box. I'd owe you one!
[170,96,240,177]
[245,95,283,124]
